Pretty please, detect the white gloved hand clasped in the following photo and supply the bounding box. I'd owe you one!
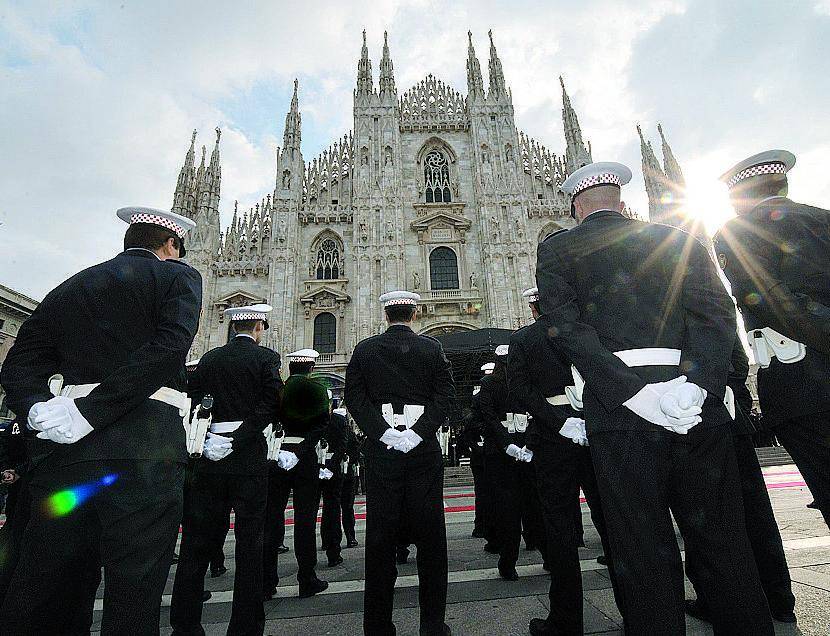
[559,417,588,446]
[660,382,707,432]
[518,446,533,462]
[623,376,701,432]
[277,450,299,471]
[319,467,334,480]
[29,396,94,444]
[380,428,404,449]
[505,443,523,460]
[203,432,233,461]
[393,429,422,454]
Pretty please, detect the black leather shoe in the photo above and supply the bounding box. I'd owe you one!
[419,623,451,635]
[346,539,359,548]
[483,542,500,554]
[771,609,797,623]
[498,565,519,581]
[202,590,212,602]
[472,528,484,538]
[263,584,278,601]
[328,556,344,567]
[209,565,227,578]
[299,578,329,598]
[276,544,290,554]
[595,554,608,566]
[529,618,553,635]
[684,599,711,623]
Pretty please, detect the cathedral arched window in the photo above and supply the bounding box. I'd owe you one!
[313,312,336,354]
[316,238,340,280]
[424,150,451,203]
[429,246,459,290]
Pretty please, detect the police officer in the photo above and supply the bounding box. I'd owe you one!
[0,207,202,634]
[345,290,454,636]
[170,304,282,635]
[340,417,361,548]
[715,150,830,530]
[536,163,772,635]
[685,335,796,624]
[477,363,501,554]
[263,349,329,599]
[508,286,621,634]
[459,385,487,539]
[320,399,348,567]
[478,346,544,581]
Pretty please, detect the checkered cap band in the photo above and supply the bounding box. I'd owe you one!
[525,292,539,302]
[130,213,186,238]
[291,356,315,362]
[727,162,787,189]
[572,173,622,196]
[229,312,267,321]
[384,298,418,307]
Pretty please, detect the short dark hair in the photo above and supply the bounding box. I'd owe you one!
[384,304,416,323]
[124,222,182,254]
[289,361,315,375]
[232,319,259,334]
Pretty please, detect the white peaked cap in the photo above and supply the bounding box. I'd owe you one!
[719,149,796,189]
[223,304,273,322]
[379,290,421,307]
[481,362,495,374]
[495,344,509,357]
[560,162,632,197]
[287,348,320,362]
[522,287,540,303]
[116,206,196,239]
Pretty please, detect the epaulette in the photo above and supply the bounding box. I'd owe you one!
[165,258,195,269]
[540,227,568,243]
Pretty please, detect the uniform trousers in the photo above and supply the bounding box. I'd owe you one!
[0,459,183,636]
[340,473,357,543]
[486,451,546,569]
[363,448,447,635]
[686,432,794,614]
[469,448,486,536]
[533,439,620,635]
[320,465,344,561]
[170,470,266,636]
[590,425,773,636]
[263,452,321,590]
[774,411,830,529]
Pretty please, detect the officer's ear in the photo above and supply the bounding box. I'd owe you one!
[618,200,626,214]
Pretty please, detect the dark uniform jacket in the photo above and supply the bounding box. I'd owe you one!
[479,371,525,454]
[280,372,329,458]
[325,411,349,470]
[508,320,581,446]
[0,249,202,467]
[536,210,736,433]
[188,334,282,475]
[345,324,455,457]
[714,197,830,423]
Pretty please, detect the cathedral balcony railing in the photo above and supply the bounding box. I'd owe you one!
[314,352,349,368]
[417,288,484,318]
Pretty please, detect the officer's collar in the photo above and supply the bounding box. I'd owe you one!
[579,208,623,225]
[387,323,414,332]
[232,333,257,342]
[754,195,790,209]
[123,247,161,260]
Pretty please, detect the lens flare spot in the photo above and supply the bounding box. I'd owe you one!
[47,490,79,517]
[769,209,784,221]
[745,292,762,306]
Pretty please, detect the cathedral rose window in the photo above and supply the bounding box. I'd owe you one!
[424,150,451,203]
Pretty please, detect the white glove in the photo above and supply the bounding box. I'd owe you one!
[380,428,404,449]
[623,376,700,431]
[660,382,707,430]
[319,468,334,480]
[29,396,94,444]
[519,446,534,462]
[393,429,423,454]
[203,432,233,461]
[277,450,299,471]
[559,417,589,446]
[505,443,523,460]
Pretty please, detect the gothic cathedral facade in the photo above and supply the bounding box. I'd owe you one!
[172,31,598,390]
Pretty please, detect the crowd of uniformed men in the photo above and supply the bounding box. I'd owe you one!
[0,147,828,636]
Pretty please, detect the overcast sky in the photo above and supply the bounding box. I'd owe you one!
[2,0,828,300]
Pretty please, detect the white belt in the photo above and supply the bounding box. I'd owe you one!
[747,327,806,369]
[381,403,425,430]
[324,452,334,460]
[283,436,305,445]
[545,395,571,407]
[50,376,191,417]
[501,412,528,433]
[210,421,242,434]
